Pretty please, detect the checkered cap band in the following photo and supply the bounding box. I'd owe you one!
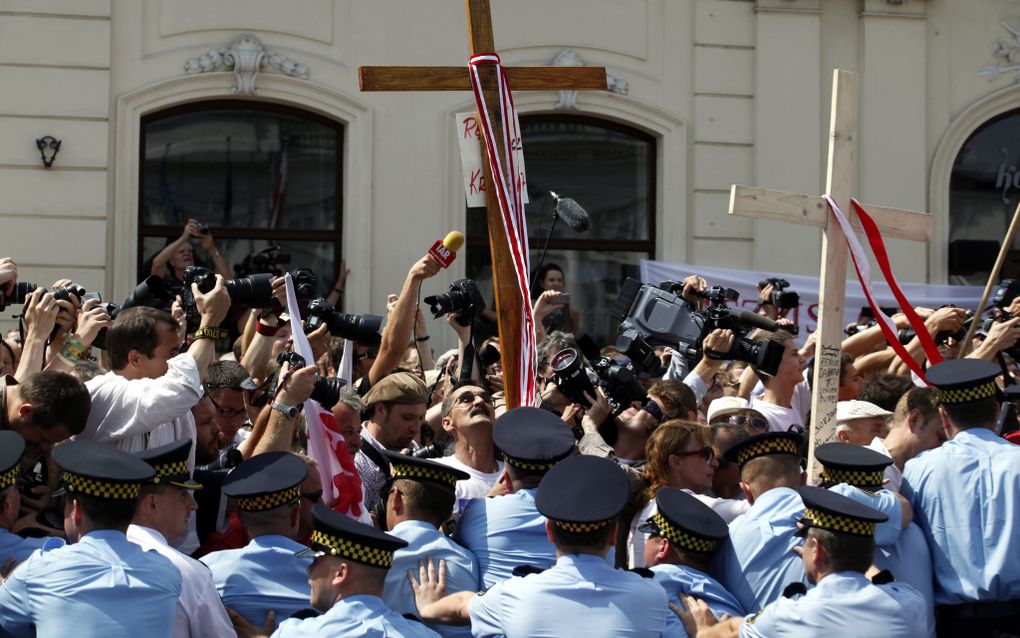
[236,485,300,512]
[551,518,612,534]
[310,530,394,568]
[936,381,997,405]
[821,467,884,491]
[651,512,718,553]
[151,460,189,484]
[803,507,876,537]
[0,464,19,491]
[63,472,140,500]
[735,437,799,467]
[503,455,556,472]
[390,462,458,489]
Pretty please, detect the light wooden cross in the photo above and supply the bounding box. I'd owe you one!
[729,69,933,481]
[359,0,607,409]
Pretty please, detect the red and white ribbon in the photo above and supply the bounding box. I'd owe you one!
[468,53,537,405]
[823,196,942,382]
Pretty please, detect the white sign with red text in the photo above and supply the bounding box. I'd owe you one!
[456,111,528,208]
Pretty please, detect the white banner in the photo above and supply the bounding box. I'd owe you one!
[456,111,528,208]
[639,259,984,344]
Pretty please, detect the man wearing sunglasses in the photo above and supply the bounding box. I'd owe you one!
[610,380,694,464]
[707,397,770,500]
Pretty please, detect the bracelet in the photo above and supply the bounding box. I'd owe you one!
[415,335,430,342]
[61,338,86,361]
[194,326,230,340]
[255,321,280,337]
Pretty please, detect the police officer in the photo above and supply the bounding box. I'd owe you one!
[127,439,235,638]
[452,406,576,587]
[230,504,439,637]
[200,451,311,627]
[381,452,478,638]
[713,431,806,612]
[815,442,935,636]
[0,440,181,637]
[680,486,926,637]
[901,359,1020,636]
[0,431,51,566]
[411,455,669,637]
[640,488,745,637]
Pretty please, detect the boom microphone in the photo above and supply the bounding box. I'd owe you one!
[550,191,591,233]
[429,230,464,268]
[736,310,780,333]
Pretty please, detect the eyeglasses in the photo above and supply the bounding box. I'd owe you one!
[455,390,494,406]
[641,398,665,424]
[675,446,716,462]
[722,414,769,432]
[208,394,248,420]
[301,490,323,504]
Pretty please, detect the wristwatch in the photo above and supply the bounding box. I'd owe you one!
[271,401,300,419]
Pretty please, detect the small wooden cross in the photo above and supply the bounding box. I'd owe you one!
[729,69,933,481]
[359,0,607,408]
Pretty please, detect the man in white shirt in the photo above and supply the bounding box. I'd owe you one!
[748,331,810,433]
[127,439,235,638]
[435,384,502,514]
[865,387,944,493]
[79,278,230,472]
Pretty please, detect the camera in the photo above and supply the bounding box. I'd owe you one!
[290,267,318,299]
[759,277,800,310]
[304,298,383,346]
[235,244,291,277]
[550,347,647,412]
[270,351,347,409]
[424,278,486,327]
[196,222,209,236]
[610,278,785,377]
[51,283,86,304]
[992,279,1020,312]
[0,282,38,311]
[183,266,275,308]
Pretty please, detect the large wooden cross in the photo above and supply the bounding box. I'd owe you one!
[359,0,607,409]
[729,69,933,481]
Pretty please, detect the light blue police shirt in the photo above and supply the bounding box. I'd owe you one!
[200,534,312,627]
[739,571,926,638]
[0,528,49,567]
[901,427,1020,605]
[468,553,668,638]
[385,519,479,638]
[653,563,745,638]
[711,486,806,613]
[272,594,440,638]
[0,530,181,638]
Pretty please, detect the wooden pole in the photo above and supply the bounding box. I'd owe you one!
[957,201,1020,357]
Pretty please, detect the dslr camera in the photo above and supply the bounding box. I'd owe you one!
[304,298,383,346]
[270,351,347,409]
[424,278,486,327]
[759,277,800,310]
[549,347,647,412]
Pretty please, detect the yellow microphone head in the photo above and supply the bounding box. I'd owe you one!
[443,230,465,253]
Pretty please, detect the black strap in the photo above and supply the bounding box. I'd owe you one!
[782,582,807,598]
[871,569,895,585]
[360,440,391,475]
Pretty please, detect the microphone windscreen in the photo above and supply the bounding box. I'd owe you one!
[737,310,780,332]
[443,230,465,252]
[556,198,591,233]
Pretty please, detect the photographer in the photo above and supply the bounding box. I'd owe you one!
[150,218,230,285]
[78,275,231,470]
[532,263,580,340]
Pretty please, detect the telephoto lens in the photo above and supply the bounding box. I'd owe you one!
[304,298,383,346]
[0,282,38,311]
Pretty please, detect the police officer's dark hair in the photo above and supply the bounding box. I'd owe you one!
[941,396,998,430]
[19,371,91,435]
[392,478,455,526]
[504,463,546,489]
[807,527,874,574]
[669,544,715,570]
[548,520,615,553]
[106,306,178,371]
[68,492,138,529]
[740,454,802,490]
[857,374,916,413]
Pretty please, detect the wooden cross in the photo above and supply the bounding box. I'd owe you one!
[729,69,933,481]
[359,0,607,409]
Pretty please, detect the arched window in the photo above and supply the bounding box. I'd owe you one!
[949,108,1020,285]
[466,115,656,346]
[139,101,342,293]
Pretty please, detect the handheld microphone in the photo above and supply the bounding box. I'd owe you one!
[429,230,465,268]
[550,191,591,233]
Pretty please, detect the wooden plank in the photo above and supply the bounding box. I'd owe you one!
[730,187,932,242]
[358,65,607,92]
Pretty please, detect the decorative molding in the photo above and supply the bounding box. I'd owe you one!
[183,34,310,96]
[979,20,1020,83]
[550,50,627,110]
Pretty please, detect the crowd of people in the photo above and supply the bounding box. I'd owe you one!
[0,218,1018,637]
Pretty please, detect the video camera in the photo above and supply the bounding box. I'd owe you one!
[759,277,800,310]
[424,278,486,327]
[235,244,291,277]
[609,277,786,377]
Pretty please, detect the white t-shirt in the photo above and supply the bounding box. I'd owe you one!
[750,373,811,433]
[627,490,751,568]
[865,436,903,493]
[436,454,505,515]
